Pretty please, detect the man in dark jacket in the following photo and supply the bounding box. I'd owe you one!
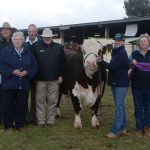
[0,22,16,123]
[34,28,66,126]
[24,24,40,124]
[99,33,129,138]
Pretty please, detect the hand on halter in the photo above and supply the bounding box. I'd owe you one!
[96,56,102,62]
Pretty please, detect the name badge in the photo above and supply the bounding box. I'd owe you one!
[40,50,45,52]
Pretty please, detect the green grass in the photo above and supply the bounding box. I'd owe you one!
[0,86,150,150]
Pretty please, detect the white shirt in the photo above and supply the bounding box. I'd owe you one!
[25,36,38,45]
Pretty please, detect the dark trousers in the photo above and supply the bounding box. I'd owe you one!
[1,89,29,129]
[27,80,36,123]
[132,87,150,131]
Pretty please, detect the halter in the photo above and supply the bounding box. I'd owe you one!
[83,53,98,63]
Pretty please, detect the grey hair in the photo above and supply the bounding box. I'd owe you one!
[138,33,150,46]
[28,24,38,31]
[12,31,24,42]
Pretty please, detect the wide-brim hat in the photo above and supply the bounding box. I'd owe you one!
[113,33,125,41]
[0,22,17,32]
[40,28,54,37]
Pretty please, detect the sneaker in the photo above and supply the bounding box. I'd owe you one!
[144,126,150,137]
[106,132,118,139]
[18,127,26,132]
[120,129,127,136]
[135,130,143,137]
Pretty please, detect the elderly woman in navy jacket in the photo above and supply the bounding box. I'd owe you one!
[130,34,150,137]
[98,33,129,138]
[0,31,37,132]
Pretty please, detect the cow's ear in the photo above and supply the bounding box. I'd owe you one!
[81,48,86,55]
[98,49,102,56]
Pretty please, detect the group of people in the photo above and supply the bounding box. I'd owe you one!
[0,21,150,139]
[98,33,150,138]
[0,22,66,132]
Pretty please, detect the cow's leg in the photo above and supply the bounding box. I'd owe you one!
[98,81,105,116]
[69,91,82,128]
[55,93,62,118]
[91,96,101,129]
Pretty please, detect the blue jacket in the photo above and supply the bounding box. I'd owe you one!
[101,45,129,87]
[0,45,37,90]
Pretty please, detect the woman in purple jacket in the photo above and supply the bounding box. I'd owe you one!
[0,31,37,132]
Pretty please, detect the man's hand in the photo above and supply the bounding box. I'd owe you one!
[58,76,63,84]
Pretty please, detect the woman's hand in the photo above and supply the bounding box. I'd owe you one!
[96,56,102,62]
[12,69,22,77]
[131,59,137,65]
[12,69,28,77]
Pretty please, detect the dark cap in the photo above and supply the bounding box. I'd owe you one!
[114,33,125,41]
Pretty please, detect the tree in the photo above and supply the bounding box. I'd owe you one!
[124,0,150,18]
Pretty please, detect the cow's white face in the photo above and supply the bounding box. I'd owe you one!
[83,53,98,79]
[82,39,101,79]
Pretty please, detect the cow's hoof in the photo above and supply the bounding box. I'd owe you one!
[55,107,61,118]
[92,124,100,129]
[74,124,82,129]
[91,115,100,129]
[74,114,82,129]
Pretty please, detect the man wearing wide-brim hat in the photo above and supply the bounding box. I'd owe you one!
[34,28,66,127]
[0,22,17,124]
[0,22,17,50]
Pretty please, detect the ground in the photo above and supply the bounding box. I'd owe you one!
[0,86,150,150]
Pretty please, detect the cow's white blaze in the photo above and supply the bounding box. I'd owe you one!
[74,114,82,128]
[82,39,101,79]
[84,53,98,79]
[72,81,101,108]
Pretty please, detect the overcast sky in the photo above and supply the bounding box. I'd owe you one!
[0,0,126,29]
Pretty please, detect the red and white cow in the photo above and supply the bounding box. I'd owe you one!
[59,39,105,128]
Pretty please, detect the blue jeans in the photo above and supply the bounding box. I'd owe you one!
[132,87,150,131]
[111,86,128,135]
[0,84,2,123]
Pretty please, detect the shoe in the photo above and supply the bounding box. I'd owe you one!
[18,127,26,132]
[135,130,143,137]
[37,124,45,128]
[144,126,150,137]
[47,123,54,127]
[120,129,127,136]
[6,128,14,133]
[106,132,118,139]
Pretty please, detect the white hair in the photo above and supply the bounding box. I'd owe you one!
[12,31,24,42]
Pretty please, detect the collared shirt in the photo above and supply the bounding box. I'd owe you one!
[129,47,150,62]
[14,47,24,57]
[25,36,38,45]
